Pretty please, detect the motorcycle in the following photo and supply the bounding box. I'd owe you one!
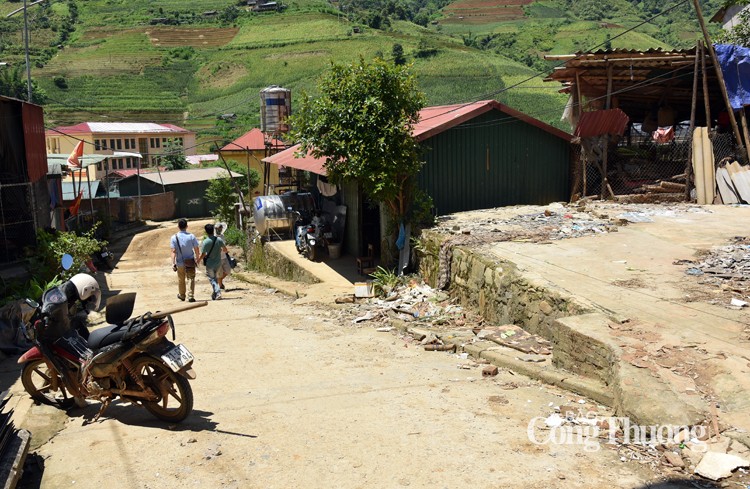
[295,211,334,262]
[91,245,115,271]
[18,273,203,423]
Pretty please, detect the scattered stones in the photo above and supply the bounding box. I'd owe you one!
[663,451,685,468]
[694,451,750,480]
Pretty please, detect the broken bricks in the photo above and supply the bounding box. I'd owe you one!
[482,365,499,377]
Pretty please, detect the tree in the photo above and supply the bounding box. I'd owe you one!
[392,43,406,65]
[289,57,426,227]
[205,171,240,225]
[162,139,189,170]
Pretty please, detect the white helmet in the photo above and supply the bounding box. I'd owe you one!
[69,273,101,312]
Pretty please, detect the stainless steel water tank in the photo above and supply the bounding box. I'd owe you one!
[260,86,292,134]
[253,192,315,235]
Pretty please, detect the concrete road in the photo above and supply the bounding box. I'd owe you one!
[10,221,661,488]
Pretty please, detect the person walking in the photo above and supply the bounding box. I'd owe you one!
[170,218,200,302]
[214,222,232,291]
[198,223,228,300]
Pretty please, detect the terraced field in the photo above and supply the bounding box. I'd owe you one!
[442,0,532,23]
[146,27,240,47]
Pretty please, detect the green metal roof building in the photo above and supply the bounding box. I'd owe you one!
[117,167,243,218]
[413,100,572,215]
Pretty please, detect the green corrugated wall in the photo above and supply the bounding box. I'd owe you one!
[416,111,570,216]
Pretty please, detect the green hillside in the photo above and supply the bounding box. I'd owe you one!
[0,0,723,147]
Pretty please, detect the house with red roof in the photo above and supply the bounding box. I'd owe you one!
[218,128,287,194]
[263,100,572,257]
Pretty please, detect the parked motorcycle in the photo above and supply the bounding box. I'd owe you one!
[18,273,203,423]
[91,245,115,271]
[296,211,334,261]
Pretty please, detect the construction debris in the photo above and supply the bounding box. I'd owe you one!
[694,451,749,481]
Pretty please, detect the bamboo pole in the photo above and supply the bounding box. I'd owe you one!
[700,41,712,132]
[686,46,700,200]
[602,63,614,199]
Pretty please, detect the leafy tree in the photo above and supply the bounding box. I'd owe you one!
[162,139,189,170]
[0,64,47,104]
[392,43,406,65]
[289,57,426,228]
[205,171,241,225]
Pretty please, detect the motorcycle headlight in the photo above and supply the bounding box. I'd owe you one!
[309,239,316,246]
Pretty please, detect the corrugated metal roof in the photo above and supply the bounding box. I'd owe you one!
[47,153,108,168]
[574,108,630,138]
[87,122,187,133]
[121,167,243,186]
[263,145,327,175]
[264,101,570,175]
[49,122,191,135]
[220,128,285,151]
[414,100,570,142]
[186,154,219,165]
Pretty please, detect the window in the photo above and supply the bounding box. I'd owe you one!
[126,158,132,169]
[124,138,136,150]
[97,163,102,171]
[176,137,183,145]
[150,138,160,149]
[116,139,122,150]
[46,138,60,153]
[162,138,167,143]
[109,139,115,151]
[94,139,101,150]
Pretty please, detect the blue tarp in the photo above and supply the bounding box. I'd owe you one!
[715,44,750,110]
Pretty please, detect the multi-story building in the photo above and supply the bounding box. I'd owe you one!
[45,122,196,180]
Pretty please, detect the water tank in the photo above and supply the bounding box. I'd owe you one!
[260,86,292,134]
[253,192,315,236]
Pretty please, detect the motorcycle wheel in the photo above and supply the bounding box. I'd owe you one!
[132,356,193,423]
[308,244,318,261]
[21,359,76,409]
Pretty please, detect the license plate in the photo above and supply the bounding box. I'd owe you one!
[161,344,194,372]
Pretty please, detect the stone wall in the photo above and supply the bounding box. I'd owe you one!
[246,239,319,284]
[419,230,613,383]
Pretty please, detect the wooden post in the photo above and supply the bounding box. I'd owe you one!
[700,41,712,132]
[573,71,585,198]
[692,0,748,161]
[740,109,750,162]
[602,63,614,198]
[686,45,700,200]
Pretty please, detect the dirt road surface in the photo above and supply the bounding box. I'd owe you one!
[14,222,664,488]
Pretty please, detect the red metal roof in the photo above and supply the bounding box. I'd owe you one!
[414,100,571,142]
[263,100,571,175]
[220,128,286,152]
[263,145,327,175]
[573,108,630,138]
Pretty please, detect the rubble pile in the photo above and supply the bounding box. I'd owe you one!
[434,204,616,242]
[679,237,750,306]
[350,280,475,329]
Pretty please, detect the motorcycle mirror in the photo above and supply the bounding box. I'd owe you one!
[61,253,74,270]
[25,298,39,309]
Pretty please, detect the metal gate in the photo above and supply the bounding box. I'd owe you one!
[0,182,37,263]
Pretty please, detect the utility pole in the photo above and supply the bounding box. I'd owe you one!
[6,0,44,102]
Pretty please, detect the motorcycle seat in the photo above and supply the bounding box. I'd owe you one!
[87,324,129,350]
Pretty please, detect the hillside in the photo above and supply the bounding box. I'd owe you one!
[0,0,723,147]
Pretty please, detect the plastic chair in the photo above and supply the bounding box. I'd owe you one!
[356,244,375,275]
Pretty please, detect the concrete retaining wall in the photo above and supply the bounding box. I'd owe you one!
[419,231,610,383]
[246,239,319,284]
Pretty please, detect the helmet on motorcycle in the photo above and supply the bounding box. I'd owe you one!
[69,274,101,312]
